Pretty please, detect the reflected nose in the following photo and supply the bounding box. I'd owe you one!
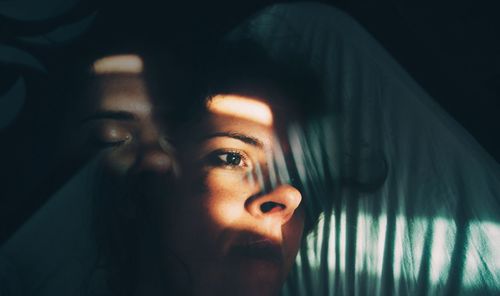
[137,148,172,172]
[135,137,177,174]
[245,184,302,225]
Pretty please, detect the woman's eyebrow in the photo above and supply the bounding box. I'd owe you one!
[204,131,264,148]
[80,110,137,124]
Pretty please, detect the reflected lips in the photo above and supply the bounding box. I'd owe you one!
[230,235,283,263]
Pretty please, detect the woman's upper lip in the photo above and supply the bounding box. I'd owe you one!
[229,233,283,262]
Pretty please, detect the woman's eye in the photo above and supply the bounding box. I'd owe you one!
[209,151,251,169]
[218,152,243,166]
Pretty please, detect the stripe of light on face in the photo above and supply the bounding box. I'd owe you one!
[271,133,291,186]
[254,161,265,193]
[288,124,308,192]
[265,147,278,189]
[92,54,144,74]
[207,95,273,127]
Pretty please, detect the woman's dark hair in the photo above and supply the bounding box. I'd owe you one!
[203,39,327,123]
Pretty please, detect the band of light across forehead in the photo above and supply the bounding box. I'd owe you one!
[207,95,274,126]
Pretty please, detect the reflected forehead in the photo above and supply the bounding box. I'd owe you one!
[92,54,143,74]
[91,74,152,115]
[86,54,151,114]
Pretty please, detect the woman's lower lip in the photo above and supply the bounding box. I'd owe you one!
[229,241,283,263]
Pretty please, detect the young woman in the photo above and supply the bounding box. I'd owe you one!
[161,43,326,296]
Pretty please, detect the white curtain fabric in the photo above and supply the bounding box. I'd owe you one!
[225,3,500,295]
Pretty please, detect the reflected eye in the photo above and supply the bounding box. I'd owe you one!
[87,122,133,148]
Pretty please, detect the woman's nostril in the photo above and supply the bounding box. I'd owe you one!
[260,201,285,213]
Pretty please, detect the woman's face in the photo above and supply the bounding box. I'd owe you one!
[168,94,305,296]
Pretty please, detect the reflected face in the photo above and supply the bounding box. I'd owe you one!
[169,95,304,296]
[74,55,175,176]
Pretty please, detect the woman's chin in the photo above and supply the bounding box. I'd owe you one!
[194,260,284,296]
[208,276,282,296]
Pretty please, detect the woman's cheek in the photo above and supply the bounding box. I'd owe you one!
[201,171,248,227]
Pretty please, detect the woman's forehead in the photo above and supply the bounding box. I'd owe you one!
[207,94,274,127]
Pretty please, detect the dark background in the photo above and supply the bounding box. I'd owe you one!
[1,0,499,244]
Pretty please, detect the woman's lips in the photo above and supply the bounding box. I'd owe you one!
[229,234,283,263]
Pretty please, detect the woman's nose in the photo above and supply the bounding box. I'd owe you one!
[245,184,302,225]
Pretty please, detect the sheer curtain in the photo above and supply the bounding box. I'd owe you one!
[226,3,500,295]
